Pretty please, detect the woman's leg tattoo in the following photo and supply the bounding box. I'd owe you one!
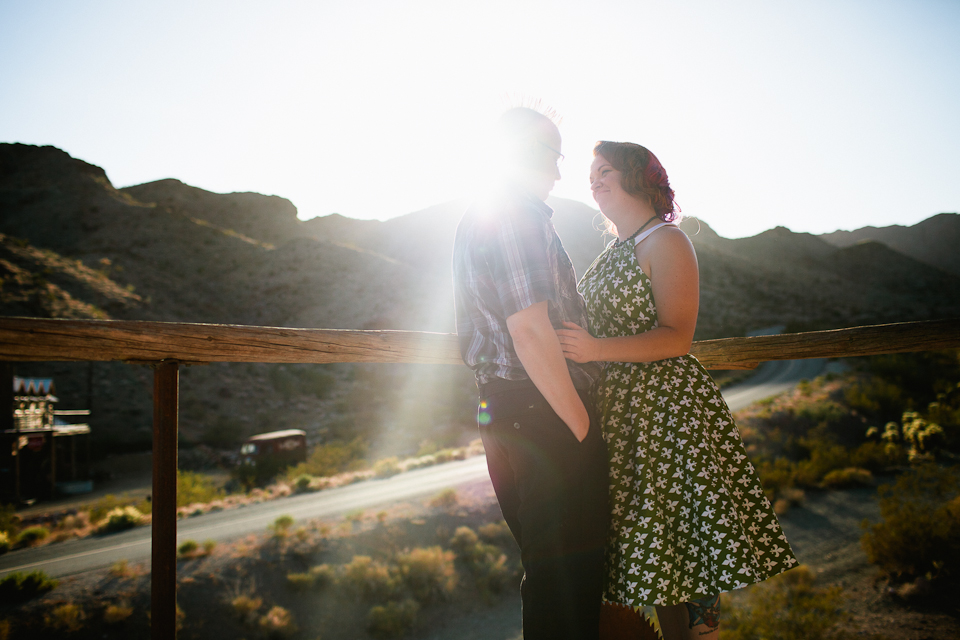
[684,595,720,630]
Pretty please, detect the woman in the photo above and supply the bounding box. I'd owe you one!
[558,141,798,639]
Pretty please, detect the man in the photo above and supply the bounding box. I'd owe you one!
[452,107,610,640]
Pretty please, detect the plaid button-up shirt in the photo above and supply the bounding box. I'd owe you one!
[452,186,601,389]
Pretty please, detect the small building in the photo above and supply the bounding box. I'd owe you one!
[0,376,92,503]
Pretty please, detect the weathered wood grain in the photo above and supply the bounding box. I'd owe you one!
[0,317,464,365]
[0,317,957,368]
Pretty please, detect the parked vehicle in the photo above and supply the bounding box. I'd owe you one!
[238,429,307,486]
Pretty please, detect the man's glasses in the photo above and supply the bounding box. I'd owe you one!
[537,140,564,168]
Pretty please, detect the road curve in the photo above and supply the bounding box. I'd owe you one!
[0,358,822,579]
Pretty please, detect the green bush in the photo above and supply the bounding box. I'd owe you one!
[286,572,315,591]
[87,494,150,524]
[309,564,336,589]
[97,506,142,534]
[45,603,85,632]
[0,503,19,537]
[293,474,314,493]
[448,527,510,595]
[821,467,873,489]
[395,546,458,603]
[0,531,10,555]
[270,514,295,537]
[177,470,224,507]
[723,566,844,640]
[285,437,368,481]
[0,571,58,604]
[103,602,133,624]
[341,555,399,602]
[259,605,297,638]
[477,521,512,545]
[448,526,479,554]
[861,464,960,585]
[177,540,199,557]
[16,525,49,546]
[429,488,458,509]
[373,457,401,478]
[367,599,418,639]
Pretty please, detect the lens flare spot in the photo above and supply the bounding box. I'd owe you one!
[478,411,491,425]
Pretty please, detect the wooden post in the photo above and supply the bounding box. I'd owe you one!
[152,361,179,639]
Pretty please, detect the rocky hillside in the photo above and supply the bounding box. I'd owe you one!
[1,143,958,459]
[820,213,960,277]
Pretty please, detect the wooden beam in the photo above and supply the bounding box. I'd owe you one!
[151,361,178,640]
[689,318,960,369]
[0,317,463,365]
[0,316,957,368]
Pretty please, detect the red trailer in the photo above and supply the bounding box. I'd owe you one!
[239,429,307,469]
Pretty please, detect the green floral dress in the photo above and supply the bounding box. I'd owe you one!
[579,234,798,608]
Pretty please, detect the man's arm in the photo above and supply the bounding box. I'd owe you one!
[507,300,591,441]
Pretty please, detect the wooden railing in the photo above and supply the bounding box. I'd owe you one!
[1,316,958,639]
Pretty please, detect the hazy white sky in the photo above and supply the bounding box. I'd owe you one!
[1,0,958,238]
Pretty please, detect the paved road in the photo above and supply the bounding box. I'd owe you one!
[0,358,823,579]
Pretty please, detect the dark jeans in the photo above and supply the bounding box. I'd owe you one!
[479,384,610,640]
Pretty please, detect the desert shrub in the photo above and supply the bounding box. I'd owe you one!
[87,494,149,524]
[367,599,419,639]
[0,571,58,603]
[396,546,458,603]
[97,506,142,533]
[231,594,262,623]
[861,464,960,585]
[110,559,135,578]
[270,514,295,539]
[0,532,9,555]
[429,488,458,509]
[177,470,225,507]
[285,436,368,480]
[202,539,217,555]
[448,527,510,594]
[849,440,906,471]
[103,602,133,624]
[341,555,399,602]
[259,605,297,638]
[792,439,852,487]
[373,457,401,478]
[449,526,479,554]
[16,525,49,546]
[723,566,844,640]
[45,603,85,632]
[286,572,315,591]
[417,439,439,456]
[0,503,19,537]
[178,539,199,557]
[477,521,512,545]
[345,509,365,523]
[821,467,873,489]
[310,564,337,589]
[293,474,314,492]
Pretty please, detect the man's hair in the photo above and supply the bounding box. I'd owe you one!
[497,107,560,171]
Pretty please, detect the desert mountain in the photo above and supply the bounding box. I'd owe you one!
[820,213,960,277]
[1,143,958,458]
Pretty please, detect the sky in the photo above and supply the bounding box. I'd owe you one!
[1,0,958,239]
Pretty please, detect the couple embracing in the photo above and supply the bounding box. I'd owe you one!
[452,107,798,640]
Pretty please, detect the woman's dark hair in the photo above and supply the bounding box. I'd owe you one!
[593,141,678,222]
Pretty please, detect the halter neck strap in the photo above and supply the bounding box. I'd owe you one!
[632,222,673,246]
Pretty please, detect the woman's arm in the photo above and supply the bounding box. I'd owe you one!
[558,227,699,364]
[508,300,592,441]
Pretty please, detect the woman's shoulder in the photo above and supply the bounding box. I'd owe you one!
[644,223,695,254]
